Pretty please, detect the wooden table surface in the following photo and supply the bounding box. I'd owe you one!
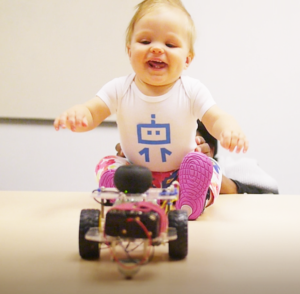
[0,191,299,294]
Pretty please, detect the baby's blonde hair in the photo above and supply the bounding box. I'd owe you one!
[126,0,196,58]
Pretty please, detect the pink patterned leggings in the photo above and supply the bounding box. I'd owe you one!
[95,155,179,189]
[95,154,221,208]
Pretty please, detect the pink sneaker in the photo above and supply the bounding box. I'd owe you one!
[176,152,213,220]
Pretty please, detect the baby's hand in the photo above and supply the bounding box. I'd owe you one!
[115,143,125,157]
[53,106,89,131]
[220,130,249,153]
[194,136,212,157]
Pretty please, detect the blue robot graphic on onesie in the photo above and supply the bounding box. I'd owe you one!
[137,114,172,163]
[137,114,177,188]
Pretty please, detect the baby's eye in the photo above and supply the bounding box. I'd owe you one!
[166,43,176,48]
[140,40,150,45]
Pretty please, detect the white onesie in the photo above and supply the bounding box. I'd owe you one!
[97,73,215,172]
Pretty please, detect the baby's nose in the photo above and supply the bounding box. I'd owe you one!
[150,46,164,54]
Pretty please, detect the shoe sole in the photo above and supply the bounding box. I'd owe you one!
[176,152,213,220]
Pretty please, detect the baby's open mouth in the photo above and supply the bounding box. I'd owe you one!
[148,60,167,69]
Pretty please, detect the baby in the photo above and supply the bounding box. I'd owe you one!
[54,0,248,220]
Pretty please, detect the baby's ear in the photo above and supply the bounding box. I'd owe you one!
[126,45,131,57]
[184,53,193,69]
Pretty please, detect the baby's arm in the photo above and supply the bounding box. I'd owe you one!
[201,105,249,153]
[53,97,111,132]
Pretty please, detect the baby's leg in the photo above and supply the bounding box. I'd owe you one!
[176,152,213,220]
[151,170,179,188]
[206,158,222,207]
[95,155,130,188]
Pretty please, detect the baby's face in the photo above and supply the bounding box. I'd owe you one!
[127,6,193,95]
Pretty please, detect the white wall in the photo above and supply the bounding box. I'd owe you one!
[0,0,137,119]
[184,0,300,194]
[1,0,299,194]
[0,120,119,191]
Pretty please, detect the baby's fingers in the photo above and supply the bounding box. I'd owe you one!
[234,134,249,153]
[228,132,239,152]
[220,131,232,150]
[53,113,68,131]
[67,111,88,131]
[238,138,249,153]
[220,131,249,153]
